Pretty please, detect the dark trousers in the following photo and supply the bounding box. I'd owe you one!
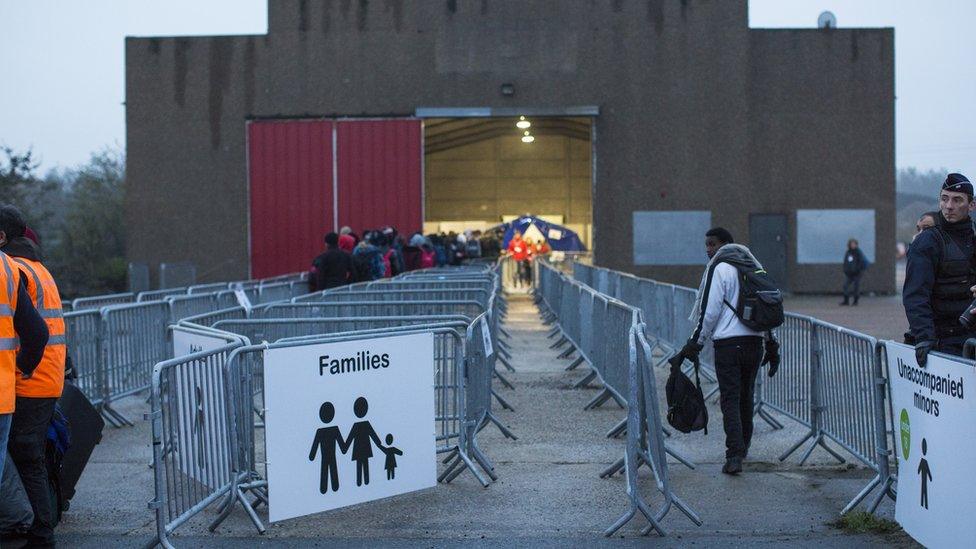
[713,337,764,459]
[935,334,968,357]
[842,273,862,303]
[10,396,57,544]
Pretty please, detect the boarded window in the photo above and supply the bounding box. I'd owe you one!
[633,211,711,266]
[796,209,876,264]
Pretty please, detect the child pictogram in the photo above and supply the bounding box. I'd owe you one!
[382,434,404,480]
[917,438,933,509]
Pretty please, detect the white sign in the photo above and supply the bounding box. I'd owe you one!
[885,342,976,548]
[171,328,235,488]
[481,318,493,358]
[234,288,253,312]
[263,333,437,522]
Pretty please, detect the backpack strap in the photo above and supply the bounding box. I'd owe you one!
[692,358,708,436]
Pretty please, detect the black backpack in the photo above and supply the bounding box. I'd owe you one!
[722,262,785,331]
[665,356,708,434]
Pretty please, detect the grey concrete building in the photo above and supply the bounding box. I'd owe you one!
[125,0,894,292]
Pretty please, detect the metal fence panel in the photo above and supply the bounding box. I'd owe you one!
[101,301,172,402]
[65,310,103,404]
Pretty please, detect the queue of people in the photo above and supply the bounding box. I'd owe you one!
[308,226,507,291]
[0,204,61,548]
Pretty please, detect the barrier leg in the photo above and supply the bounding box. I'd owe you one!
[492,389,515,411]
[470,440,499,482]
[546,327,561,338]
[842,474,881,515]
[438,455,462,482]
[584,389,614,410]
[600,456,625,478]
[494,370,516,390]
[499,327,512,339]
[664,443,697,470]
[778,428,816,462]
[557,345,576,359]
[866,475,896,514]
[445,450,490,487]
[102,401,135,427]
[481,411,518,440]
[565,355,586,371]
[549,336,569,350]
[607,417,628,439]
[669,495,703,526]
[497,355,516,373]
[754,404,784,430]
[573,370,598,389]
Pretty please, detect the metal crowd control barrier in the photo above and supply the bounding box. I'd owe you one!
[64,309,104,405]
[606,324,702,536]
[570,261,896,516]
[533,261,700,536]
[210,316,471,345]
[309,288,490,308]
[258,300,484,321]
[100,301,172,426]
[166,294,218,322]
[147,338,247,549]
[138,288,188,302]
[71,292,135,311]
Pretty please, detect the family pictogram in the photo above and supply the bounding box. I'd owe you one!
[308,397,403,494]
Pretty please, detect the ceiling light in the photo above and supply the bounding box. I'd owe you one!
[521,131,535,143]
[516,116,531,129]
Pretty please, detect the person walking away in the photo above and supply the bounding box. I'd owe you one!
[0,207,64,547]
[904,173,976,365]
[670,227,780,475]
[840,239,869,306]
[312,233,353,290]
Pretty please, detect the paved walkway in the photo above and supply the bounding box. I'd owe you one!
[52,294,915,547]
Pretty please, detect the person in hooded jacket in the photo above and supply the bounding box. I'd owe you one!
[671,227,780,476]
[353,232,386,281]
[401,233,427,272]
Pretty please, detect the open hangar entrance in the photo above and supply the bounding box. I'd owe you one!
[421,111,594,251]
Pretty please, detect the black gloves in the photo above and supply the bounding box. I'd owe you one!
[669,339,703,369]
[762,339,781,377]
[915,340,934,368]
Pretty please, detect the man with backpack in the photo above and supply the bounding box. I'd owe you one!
[671,227,782,475]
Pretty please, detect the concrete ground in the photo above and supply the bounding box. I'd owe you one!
[49,294,916,547]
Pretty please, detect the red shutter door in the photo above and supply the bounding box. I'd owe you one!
[336,119,423,237]
[247,120,335,278]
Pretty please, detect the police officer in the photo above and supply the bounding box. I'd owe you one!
[904,173,976,366]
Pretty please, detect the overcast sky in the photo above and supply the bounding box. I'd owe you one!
[1,0,973,179]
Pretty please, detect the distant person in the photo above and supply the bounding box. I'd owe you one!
[670,227,780,475]
[508,231,529,288]
[312,232,353,290]
[353,232,385,281]
[913,211,939,243]
[402,233,425,272]
[904,173,976,365]
[840,239,869,306]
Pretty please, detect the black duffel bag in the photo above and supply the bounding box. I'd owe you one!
[665,355,708,434]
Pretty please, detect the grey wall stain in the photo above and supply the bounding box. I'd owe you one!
[298,0,309,31]
[208,38,233,149]
[647,0,663,34]
[173,39,191,108]
[357,0,369,31]
[244,38,256,114]
[322,0,333,33]
[384,0,404,32]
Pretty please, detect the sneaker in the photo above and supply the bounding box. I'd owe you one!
[722,457,743,475]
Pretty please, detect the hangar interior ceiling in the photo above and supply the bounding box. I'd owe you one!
[423,117,592,248]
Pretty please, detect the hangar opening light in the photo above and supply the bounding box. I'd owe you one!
[521,130,535,143]
[516,115,531,129]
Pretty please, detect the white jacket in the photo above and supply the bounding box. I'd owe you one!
[693,262,762,345]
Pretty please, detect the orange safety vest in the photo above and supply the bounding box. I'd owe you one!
[12,257,65,398]
[0,251,21,413]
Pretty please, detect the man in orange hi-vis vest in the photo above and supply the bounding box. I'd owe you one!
[0,205,58,547]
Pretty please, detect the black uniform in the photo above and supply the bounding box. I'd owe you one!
[903,213,976,357]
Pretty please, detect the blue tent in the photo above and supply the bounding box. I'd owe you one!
[501,215,587,253]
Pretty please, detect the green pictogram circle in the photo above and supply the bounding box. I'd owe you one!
[900,409,911,461]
